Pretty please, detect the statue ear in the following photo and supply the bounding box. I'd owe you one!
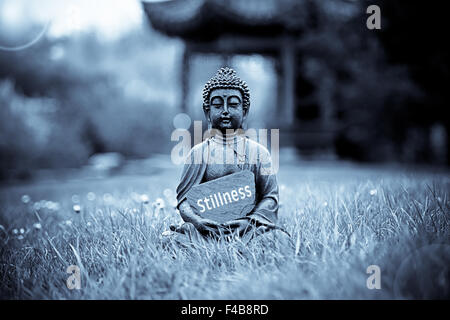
[203,104,210,119]
[241,108,249,130]
[243,107,249,119]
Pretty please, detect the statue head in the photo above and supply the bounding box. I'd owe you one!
[202,67,250,133]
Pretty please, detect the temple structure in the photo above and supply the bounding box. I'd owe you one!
[142,0,356,153]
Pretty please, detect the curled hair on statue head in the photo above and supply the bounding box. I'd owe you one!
[202,67,250,112]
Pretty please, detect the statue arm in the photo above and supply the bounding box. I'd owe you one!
[222,145,279,236]
[248,149,279,224]
[249,180,278,224]
[175,141,222,233]
[178,199,202,226]
[178,199,222,234]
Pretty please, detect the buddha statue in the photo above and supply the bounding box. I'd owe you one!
[168,67,285,242]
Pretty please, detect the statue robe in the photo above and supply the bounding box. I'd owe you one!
[176,132,279,225]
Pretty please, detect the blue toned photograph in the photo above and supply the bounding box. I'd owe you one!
[0,0,448,302]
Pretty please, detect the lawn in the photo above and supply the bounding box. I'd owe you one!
[0,161,449,299]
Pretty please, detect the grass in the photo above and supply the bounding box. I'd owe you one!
[0,162,449,299]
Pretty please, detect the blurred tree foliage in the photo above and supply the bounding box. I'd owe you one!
[0,26,181,180]
[373,0,449,164]
[1,0,448,181]
[296,0,447,163]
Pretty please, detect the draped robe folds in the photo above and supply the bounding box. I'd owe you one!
[176,132,279,226]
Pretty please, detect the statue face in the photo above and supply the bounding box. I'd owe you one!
[207,88,247,133]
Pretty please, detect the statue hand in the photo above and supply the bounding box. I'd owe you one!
[194,217,223,235]
[221,219,253,237]
[179,200,222,235]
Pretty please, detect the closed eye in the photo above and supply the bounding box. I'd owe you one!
[227,96,241,108]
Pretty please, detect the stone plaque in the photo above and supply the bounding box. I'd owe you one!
[186,170,256,224]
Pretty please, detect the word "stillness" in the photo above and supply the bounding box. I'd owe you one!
[197,185,252,213]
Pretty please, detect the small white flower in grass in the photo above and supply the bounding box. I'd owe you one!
[73,204,81,213]
[71,194,80,203]
[86,222,92,227]
[132,208,138,215]
[45,201,56,210]
[12,228,18,235]
[103,193,113,204]
[369,189,377,196]
[37,200,47,210]
[33,223,42,230]
[323,201,328,207]
[152,198,165,218]
[33,202,41,211]
[87,192,96,201]
[163,188,173,199]
[21,195,31,204]
[140,194,149,204]
[53,202,61,211]
[161,230,173,237]
[170,199,178,208]
[154,198,165,208]
[65,220,72,226]
[130,192,140,202]
[19,228,25,234]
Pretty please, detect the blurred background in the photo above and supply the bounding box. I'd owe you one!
[0,0,448,182]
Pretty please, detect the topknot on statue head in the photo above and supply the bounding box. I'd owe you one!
[202,67,250,112]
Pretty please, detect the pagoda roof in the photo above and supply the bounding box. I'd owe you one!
[142,0,309,41]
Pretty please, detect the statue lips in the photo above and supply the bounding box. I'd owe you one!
[220,117,231,124]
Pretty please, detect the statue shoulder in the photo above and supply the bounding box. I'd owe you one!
[245,137,271,157]
[190,139,209,154]
[245,137,277,175]
[183,139,210,164]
